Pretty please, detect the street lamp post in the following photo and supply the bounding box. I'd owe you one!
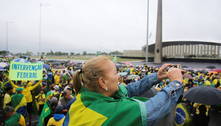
[6,22,8,51]
[39,3,42,56]
[6,21,14,52]
[39,3,50,57]
[146,0,149,64]
[154,0,162,64]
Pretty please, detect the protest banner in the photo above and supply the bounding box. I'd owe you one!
[9,61,43,80]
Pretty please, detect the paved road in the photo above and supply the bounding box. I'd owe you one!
[48,59,221,69]
[130,61,221,69]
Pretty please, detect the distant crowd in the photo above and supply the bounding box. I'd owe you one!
[0,56,220,126]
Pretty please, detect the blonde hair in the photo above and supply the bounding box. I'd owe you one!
[73,56,111,94]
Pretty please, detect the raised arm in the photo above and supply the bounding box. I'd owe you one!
[126,73,160,97]
[2,80,9,88]
[29,80,42,91]
[126,64,172,97]
[145,80,183,126]
[9,80,20,88]
[144,68,184,126]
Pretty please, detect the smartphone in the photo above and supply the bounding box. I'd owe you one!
[165,64,182,72]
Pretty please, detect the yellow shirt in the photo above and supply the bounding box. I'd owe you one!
[3,93,11,108]
[130,68,134,74]
[19,114,26,126]
[212,79,218,85]
[54,75,61,85]
[204,80,211,86]
[35,93,46,105]
[183,79,189,85]
[10,81,42,103]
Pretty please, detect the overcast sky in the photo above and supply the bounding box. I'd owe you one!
[0,0,220,53]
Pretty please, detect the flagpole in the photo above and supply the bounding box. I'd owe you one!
[146,0,149,64]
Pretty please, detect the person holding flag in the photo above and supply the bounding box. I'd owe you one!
[3,83,13,109]
[9,80,42,104]
[3,106,26,126]
[11,87,27,117]
[35,90,46,114]
[9,79,42,125]
[38,97,58,126]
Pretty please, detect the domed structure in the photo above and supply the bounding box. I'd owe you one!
[142,41,221,59]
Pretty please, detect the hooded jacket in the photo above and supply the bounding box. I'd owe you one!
[47,114,65,126]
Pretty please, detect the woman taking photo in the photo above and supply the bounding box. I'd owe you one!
[64,56,183,126]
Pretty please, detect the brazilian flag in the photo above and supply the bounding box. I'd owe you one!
[11,93,27,116]
[38,102,51,126]
[5,113,21,126]
[64,85,148,126]
[175,103,191,126]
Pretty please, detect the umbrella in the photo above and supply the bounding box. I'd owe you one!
[13,58,29,63]
[118,72,128,77]
[0,62,8,68]
[30,59,37,62]
[123,62,133,66]
[54,66,65,69]
[5,55,13,58]
[126,74,140,80]
[0,67,7,71]
[43,64,50,70]
[209,69,221,73]
[206,65,216,69]
[194,69,208,74]
[184,86,221,105]
[67,62,76,66]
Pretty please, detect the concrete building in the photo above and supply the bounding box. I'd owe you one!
[122,50,144,57]
[142,41,221,59]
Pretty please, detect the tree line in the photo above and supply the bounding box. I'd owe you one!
[0,50,123,57]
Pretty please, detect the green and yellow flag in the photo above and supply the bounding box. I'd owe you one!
[175,103,191,126]
[11,94,27,111]
[38,102,51,126]
[5,113,22,126]
[64,85,148,126]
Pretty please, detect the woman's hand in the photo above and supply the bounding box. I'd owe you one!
[167,68,183,83]
[157,64,172,80]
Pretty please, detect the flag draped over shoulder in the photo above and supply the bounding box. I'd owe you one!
[11,94,27,112]
[64,85,148,126]
[5,113,21,126]
[38,102,51,126]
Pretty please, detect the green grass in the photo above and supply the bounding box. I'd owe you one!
[31,55,143,62]
[116,58,143,62]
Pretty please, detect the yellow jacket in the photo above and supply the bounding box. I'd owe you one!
[19,114,26,126]
[10,80,42,103]
[3,93,11,109]
[54,75,60,85]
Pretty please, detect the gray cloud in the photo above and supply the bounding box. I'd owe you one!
[0,0,220,53]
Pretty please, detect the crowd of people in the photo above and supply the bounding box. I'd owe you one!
[0,56,220,126]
